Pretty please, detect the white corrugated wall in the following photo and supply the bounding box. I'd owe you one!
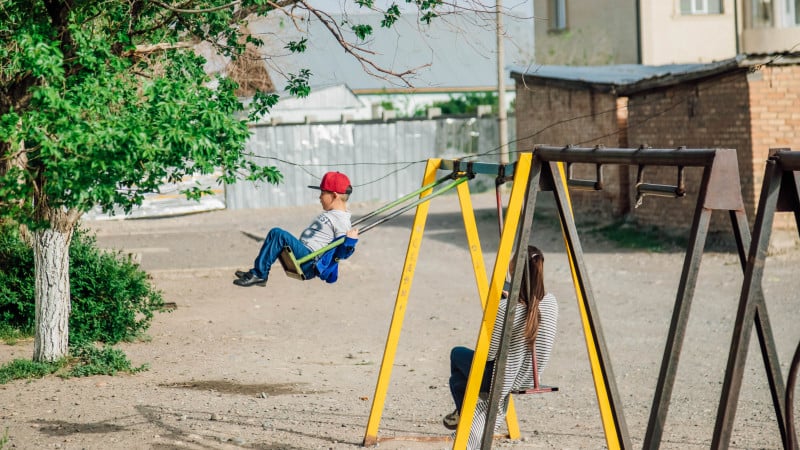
[226,116,516,210]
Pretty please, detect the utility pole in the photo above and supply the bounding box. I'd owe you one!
[496,0,509,166]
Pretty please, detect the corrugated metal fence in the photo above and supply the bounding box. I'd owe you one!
[226,115,516,209]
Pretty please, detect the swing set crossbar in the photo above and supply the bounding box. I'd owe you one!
[278,172,471,280]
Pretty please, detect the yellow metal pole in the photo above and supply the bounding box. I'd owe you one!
[555,162,621,449]
[456,180,489,309]
[362,159,441,447]
[455,180,521,440]
[453,153,533,448]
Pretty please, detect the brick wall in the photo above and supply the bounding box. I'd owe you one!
[626,72,754,234]
[748,64,800,232]
[514,83,628,220]
[515,63,800,241]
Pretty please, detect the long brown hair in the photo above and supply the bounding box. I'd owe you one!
[518,246,545,350]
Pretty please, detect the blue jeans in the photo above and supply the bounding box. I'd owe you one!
[449,346,495,412]
[252,228,316,280]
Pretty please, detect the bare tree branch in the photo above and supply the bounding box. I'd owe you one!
[148,0,241,14]
[126,41,195,56]
[297,1,428,88]
[232,0,300,21]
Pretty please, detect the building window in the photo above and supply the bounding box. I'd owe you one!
[786,0,799,25]
[751,0,774,27]
[680,0,723,14]
[550,0,567,31]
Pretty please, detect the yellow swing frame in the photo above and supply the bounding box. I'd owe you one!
[362,154,544,446]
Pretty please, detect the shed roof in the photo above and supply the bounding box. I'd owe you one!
[510,52,800,95]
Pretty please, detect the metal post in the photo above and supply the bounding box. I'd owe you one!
[480,157,540,448]
[643,167,714,448]
[452,154,533,449]
[712,152,798,448]
[496,0,509,167]
[549,160,630,448]
[363,159,441,446]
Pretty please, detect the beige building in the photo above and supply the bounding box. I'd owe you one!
[534,0,800,65]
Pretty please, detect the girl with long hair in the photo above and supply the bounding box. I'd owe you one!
[444,245,559,447]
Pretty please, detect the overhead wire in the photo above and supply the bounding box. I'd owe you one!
[241,57,791,188]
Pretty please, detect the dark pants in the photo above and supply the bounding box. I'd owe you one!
[449,346,494,412]
[252,228,315,279]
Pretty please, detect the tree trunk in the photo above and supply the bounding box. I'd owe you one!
[32,222,74,362]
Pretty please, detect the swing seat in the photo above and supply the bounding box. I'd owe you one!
[512,384,559,395]
[278,246,307,280]
[278,172,470,280]
[511,347,559,395]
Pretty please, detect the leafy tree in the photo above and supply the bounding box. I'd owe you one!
[0,0,502,362]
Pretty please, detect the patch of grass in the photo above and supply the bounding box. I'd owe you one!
[64,344,148,378]
[0,427,8,450]
[592,220,686,252]
[0,324,32,345]
[0,359,63,384]
[0,344,148,384]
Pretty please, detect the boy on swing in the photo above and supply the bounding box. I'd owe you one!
[233,171,359,287]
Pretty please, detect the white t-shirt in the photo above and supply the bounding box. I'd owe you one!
[299,209,352,252]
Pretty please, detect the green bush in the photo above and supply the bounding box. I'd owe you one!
[68,229,165,344]
[0,224,165,345]
[413,91,503,117]
[0,228,35,335]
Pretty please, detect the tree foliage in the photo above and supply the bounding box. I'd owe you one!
[0,0,496,361]
[0,0,482,226]
[0,0,283,226]
[413,91,501,117]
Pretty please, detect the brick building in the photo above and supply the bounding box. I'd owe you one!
[511,53,800,237]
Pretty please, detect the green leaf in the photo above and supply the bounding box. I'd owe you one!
[286,69,312,98]
[382,5,401,28]
[285,37,307,53]
[421,11,438,24]
[351,24,373,40]
[248,91,280,122]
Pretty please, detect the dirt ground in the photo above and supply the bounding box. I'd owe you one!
[1,191,799,450]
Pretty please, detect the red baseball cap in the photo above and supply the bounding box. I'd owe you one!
[309,171,352,194]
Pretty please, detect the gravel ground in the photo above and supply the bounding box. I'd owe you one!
[1,191,798,450]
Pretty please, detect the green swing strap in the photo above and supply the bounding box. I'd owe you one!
[278,173,470,279]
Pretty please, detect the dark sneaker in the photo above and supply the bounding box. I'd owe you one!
[442,409,459,430]
[235,270,251,279]
[233,272,267,287]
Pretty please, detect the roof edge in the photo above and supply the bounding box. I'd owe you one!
[511,52,800,96]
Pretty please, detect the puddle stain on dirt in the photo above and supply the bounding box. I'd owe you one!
[32,419,126,437]
[159,380,324,396]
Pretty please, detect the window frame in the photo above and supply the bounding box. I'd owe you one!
[749,0,774,27]
[549,0,567,32]
[680,0,723,15]
[785,0,800,26]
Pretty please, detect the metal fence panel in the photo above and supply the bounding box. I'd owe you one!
[225,116,516,210]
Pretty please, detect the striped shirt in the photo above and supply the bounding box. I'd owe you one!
[466,292,559,448]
